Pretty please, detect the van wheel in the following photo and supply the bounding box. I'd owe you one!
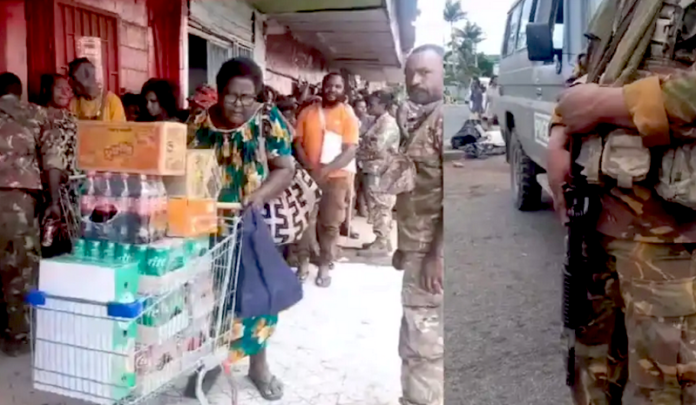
[510,132,541,211]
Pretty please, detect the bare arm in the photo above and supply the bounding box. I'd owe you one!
[293,139,313,171]
[247,155,295,205]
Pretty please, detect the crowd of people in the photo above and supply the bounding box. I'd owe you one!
[0,44,444,404]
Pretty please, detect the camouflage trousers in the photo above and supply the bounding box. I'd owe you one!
[399,252,443,405]
[366,186,396,239]
[571,237,627,405]
[0,189,40,342]
[603,238,696,404]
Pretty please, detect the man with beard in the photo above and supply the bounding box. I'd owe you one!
[294,72,359,287]
[393,44,444,405]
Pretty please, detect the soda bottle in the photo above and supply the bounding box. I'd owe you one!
[81,172,97,240]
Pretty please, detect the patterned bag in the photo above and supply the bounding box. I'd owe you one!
[257,118,321,245]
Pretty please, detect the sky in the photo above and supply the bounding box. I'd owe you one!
[414,0,515,55]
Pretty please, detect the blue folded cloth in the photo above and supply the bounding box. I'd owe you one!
[233,208,303,318]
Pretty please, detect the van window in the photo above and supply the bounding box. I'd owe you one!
[505,3,523,56]
[552,0,564,50]
[516,0,538,51]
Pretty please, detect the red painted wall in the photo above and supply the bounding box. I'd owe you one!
[0,0,28,98]
[2,0,186,102]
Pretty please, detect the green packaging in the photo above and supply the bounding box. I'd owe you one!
[73,239,86,259]
[85,240,101,261]
[144,239,186,276]
[101,241,117,263]
[184,237,209,259]
[115,243,135,264]
[139,291,185,327]
[131,245,148,274]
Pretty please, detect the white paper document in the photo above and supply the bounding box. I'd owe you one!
[320,131,356,173]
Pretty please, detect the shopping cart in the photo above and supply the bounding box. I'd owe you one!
[26,201,244,405]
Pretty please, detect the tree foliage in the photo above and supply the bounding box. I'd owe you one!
[445,19,486,92]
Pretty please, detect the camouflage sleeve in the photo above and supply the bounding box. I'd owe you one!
[434,114,443,156]
[623,76,670,147]
[649,71,696,142]
[39,110,66,172]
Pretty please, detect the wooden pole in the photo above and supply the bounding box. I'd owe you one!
[346,172,355,236]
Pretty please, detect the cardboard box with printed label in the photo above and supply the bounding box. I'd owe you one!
[77,121,187,175]
[167,198,217,237]
[164,149,222,199]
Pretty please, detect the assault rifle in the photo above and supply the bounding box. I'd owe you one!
[561,136,600,387]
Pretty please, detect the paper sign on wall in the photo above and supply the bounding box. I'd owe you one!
[76,36,104,87]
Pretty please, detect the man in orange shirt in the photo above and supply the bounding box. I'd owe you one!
[294,72,359,288]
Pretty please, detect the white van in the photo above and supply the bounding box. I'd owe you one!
[496,0,605,210]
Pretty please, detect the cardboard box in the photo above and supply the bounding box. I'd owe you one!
[39,257,140,304]
[164,150,222,199]
[167,198,217,237]
[77,121,187,175]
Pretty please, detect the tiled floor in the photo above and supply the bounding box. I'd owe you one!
[0,217,404,405]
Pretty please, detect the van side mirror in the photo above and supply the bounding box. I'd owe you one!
[526,23,554,62]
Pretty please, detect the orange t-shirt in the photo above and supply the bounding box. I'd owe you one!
[295,103,359,178]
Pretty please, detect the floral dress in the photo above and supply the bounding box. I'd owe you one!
[187,103,292,360]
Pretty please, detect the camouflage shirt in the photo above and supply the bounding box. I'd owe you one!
[554,73,696,243]
[357,112,401,175]
[396,100,443,253]
[0,97,64,190]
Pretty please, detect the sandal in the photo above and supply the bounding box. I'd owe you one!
[249,373,284,401]
[315,274,332,288]
[297,270,309,282]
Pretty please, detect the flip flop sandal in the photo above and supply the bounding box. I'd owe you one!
[297,271,309,282]
[315,274,332,288]
[249,374,284,401]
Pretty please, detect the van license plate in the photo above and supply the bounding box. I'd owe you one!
[534,113,551,147]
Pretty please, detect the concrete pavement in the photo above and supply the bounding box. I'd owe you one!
[0,217,403,405]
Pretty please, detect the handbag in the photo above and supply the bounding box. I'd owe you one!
[257,112,321,245]
[234,208,303,318]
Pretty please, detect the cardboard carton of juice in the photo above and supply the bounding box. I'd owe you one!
[77,121,187,175]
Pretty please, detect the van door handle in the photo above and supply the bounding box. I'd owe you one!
[536,88,543,97]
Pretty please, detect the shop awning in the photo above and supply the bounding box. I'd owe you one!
[255,0,417,82]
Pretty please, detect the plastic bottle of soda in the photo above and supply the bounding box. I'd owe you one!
[81,172,97,240]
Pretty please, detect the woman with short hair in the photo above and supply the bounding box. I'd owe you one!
[187,57,295,401]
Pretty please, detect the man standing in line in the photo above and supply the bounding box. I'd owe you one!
[393,44,444,405]
[294,72,359,287]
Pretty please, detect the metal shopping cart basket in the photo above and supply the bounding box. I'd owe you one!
[26,202,244,405]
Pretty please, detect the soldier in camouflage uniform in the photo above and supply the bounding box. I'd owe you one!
[0,73,64,355]
[548,1,696,403]
[393,45,444,405]
[358,90,401,257]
